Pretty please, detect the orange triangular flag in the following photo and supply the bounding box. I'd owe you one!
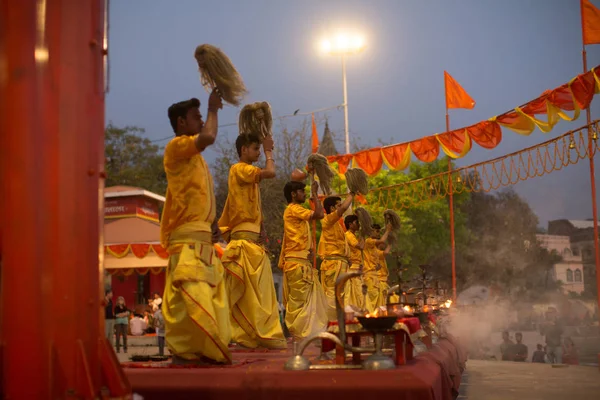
[355,194,368,205]
[582,0,600,45]
[311,113,319,153]
[444,71,476,110]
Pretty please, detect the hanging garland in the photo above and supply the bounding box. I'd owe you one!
[368,120,599,210]
[326,66,600,176]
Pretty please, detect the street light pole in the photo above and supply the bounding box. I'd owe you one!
[342,53,350,154]
[320,33,364,155]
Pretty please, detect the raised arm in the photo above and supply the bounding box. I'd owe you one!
[195,89,223,151]
[310,180,324,220]
[383,243,392,255]
[336,192,355,218]
[376,223,393,246]
[259,136,276,180]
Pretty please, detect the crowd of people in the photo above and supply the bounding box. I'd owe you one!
[498,321,579,364]
[104,290,166,356]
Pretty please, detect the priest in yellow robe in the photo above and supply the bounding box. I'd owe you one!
[160,92,232,365]
[318,193,354,321]
[279,180,328,340]
[218,133,286,349]
[344,215,366,310]
[376,242,392,308]
[363,223,392,313]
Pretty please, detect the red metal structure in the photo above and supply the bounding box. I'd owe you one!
[0,0,131,398]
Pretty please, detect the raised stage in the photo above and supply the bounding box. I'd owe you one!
[123,337,466,400]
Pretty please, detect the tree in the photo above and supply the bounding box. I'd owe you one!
[326,158,470,285]
[453,188,563,302]
[104,124,167,196]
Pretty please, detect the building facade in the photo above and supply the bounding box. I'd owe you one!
[103,186,167,308]
[536,233,585,294]
[547,219,598,294]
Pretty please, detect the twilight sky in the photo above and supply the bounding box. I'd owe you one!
[105,0,600,228]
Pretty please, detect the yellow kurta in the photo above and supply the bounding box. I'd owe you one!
[377,248,390,308]
[160,135,231,363]
[279,203,328,339]
[344,230,365,310]
[363,238,381,313]
[218,163,286,349]
[318,212,350,321]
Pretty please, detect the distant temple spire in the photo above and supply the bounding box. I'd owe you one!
[317,119,338,156]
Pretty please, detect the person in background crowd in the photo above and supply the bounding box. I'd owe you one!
[147,298,154,313]
[153,292,162,312]
[531,344,546,363]
[562,337,579,365]
[144,310,155,334]
[500,331,514,361]
[544,318,563,364]
[104,289,115,346]
[511,332,528,362]
[130,313,147,336]
[114,296,130,353]
[154,307,166,356]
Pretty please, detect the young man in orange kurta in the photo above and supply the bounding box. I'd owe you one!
[363,223,392,313]
[376,242,392,308]
[279,180,328,339]
[160,91,232,365]
[344,214,366,310]
[219,133,286,349]
[318,194,354,321]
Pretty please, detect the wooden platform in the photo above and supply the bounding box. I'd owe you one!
[123,337,466,400]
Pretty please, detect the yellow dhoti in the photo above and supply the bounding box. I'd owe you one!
[222,233,286,349]
[364,271,381,313]
[320,258,349,321]
[283,259,328,340]
[344,264,365,310]
[163,228,232,364]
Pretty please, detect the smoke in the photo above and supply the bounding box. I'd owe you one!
[445,302,513,343]
[440,299,517,360]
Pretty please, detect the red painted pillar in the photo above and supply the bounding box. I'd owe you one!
[0,0,130,398]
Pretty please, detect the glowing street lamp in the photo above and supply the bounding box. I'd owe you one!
[320,34,366,154]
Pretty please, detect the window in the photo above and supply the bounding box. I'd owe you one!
[572,247,580,256]
[563,248,572,257]
[574,269,582,282]
[566,269,574,282]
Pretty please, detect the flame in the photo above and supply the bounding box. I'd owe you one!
[366,307,387,318]
[443,300,453,308]
[422,305,431,313]
[403,305,413,313]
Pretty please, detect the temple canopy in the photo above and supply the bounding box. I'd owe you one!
[103,186,167,274]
